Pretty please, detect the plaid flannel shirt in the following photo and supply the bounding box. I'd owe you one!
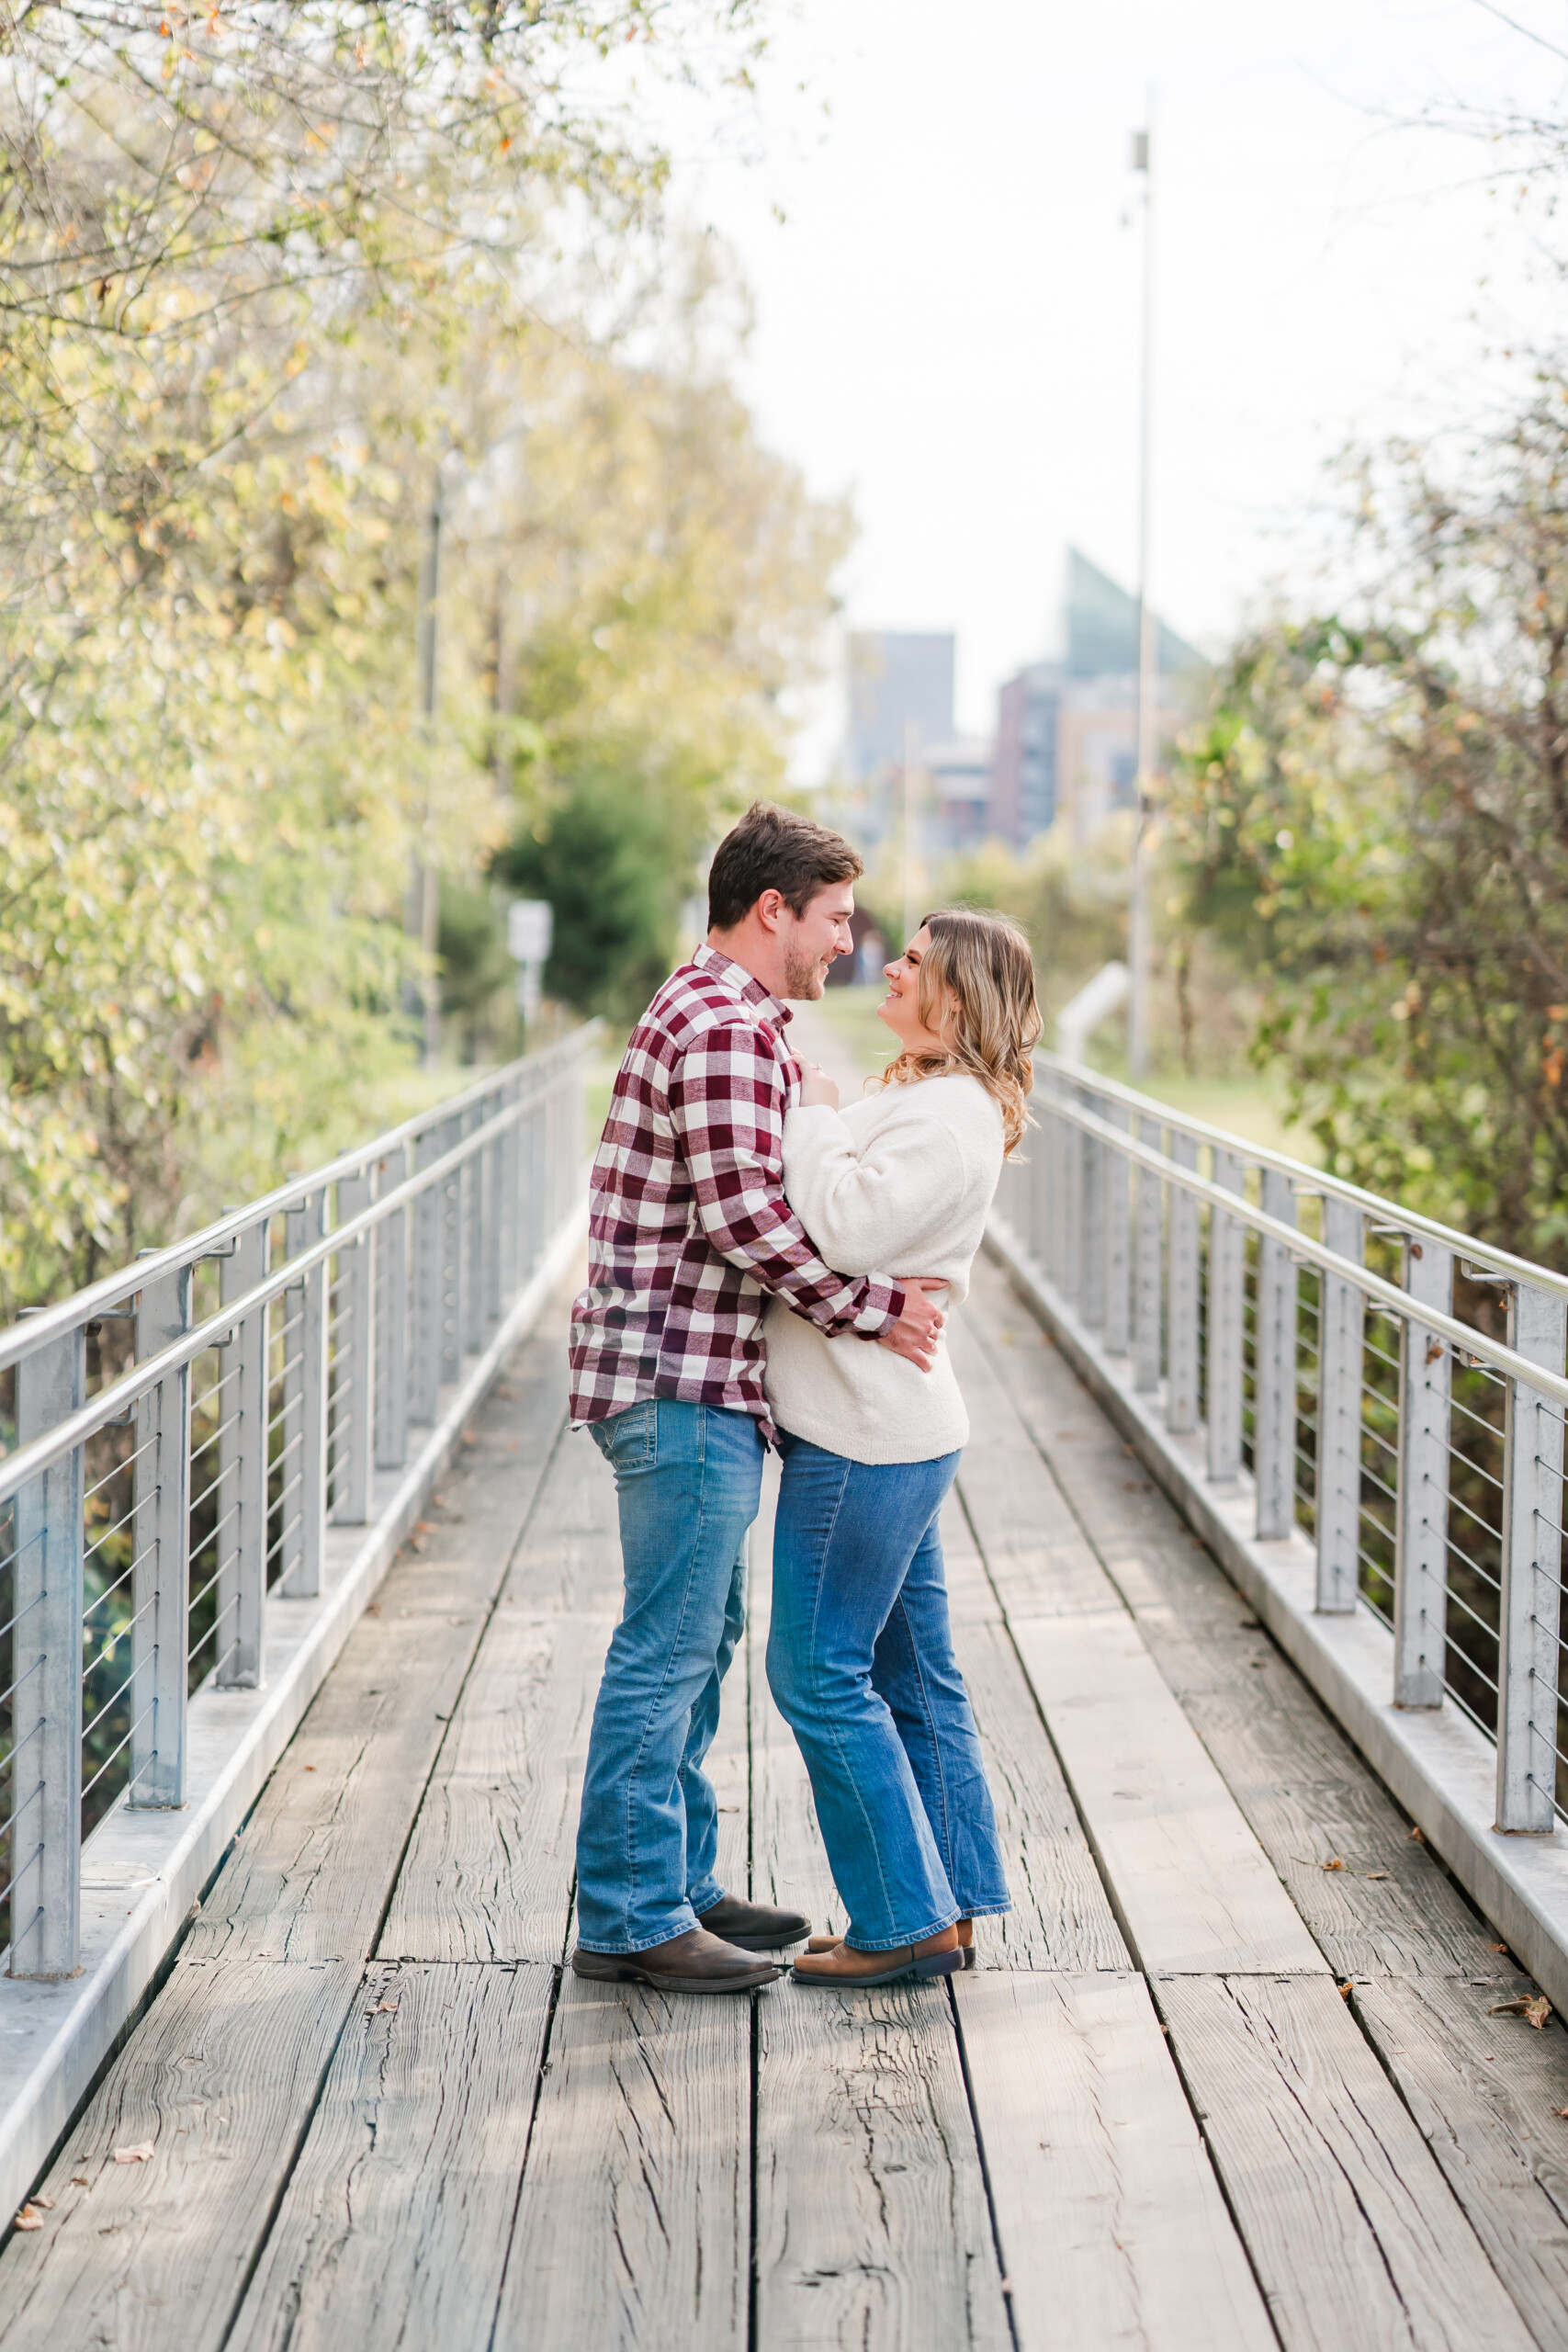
[569,945,905,1437]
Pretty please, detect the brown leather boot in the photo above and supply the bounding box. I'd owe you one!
[792,1926,962,1987]
[806,1918,976,1969]
[571,1927,782,1994]
[696,1894,811,1951]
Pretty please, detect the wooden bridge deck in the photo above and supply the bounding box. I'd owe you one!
[6,1255,1568,2349]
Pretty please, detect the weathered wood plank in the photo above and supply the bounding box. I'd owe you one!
[188,1346,567,1965]
[1156,1973,1539,2352]
[968,1255,1505,1980]
[228,1962,554,2352]
[0,1958,355,2351]
[378,1429,621,1962]
[378,1606,612,1963]
[948,1311,1111,1620]
[1350,1973,1568,2347]
[942,1500,1130,1972]
[956,1970,1274,2352]
[998,1600,1325,1976]
[753,1976,1010,2352]
[498,1976,750,2352]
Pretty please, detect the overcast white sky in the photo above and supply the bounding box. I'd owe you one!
[659,0,1568,752]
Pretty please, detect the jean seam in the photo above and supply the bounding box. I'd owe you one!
[893,1589,955,1883]
[614,1403,714,1947]
[804,1451,909,1940]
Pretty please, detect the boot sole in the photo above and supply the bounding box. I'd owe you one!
[793,1947,964,1988]
[714,1928,809,1951]
[807,1939,976,1970]
[571,1956,782,1994]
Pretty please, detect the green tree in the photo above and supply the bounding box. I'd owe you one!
[1164,390,1568,1259]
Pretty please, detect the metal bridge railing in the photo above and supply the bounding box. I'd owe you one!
[0,1026,597,1978]
[996,1052,1568,1841]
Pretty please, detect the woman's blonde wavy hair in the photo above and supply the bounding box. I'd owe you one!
[876,908,1043,1156]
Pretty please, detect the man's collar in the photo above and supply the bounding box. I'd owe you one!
[693,942,794,1029]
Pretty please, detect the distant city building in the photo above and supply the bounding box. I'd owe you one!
[845,631,955,781]
[987,548,1202,849]
[926,737,993,850]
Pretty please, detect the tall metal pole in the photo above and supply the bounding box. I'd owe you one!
[1128,109,1156,1080]
[412,469,444,1069]
[901,718,920,951]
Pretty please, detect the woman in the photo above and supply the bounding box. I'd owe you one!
[764,907,1041,1986]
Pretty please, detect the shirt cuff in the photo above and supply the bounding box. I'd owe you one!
[852,1276,905,1336]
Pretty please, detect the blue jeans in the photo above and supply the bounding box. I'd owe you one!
[576,1398,764,1953]
[767,1434,1010,1951]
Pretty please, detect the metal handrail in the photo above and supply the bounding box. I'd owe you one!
[0,1022,600,1979]
[1044,1087,1568,1413]
[0,1030,590,1375]
[1040,1046,1568,1304]
[0,1069,548,1505]
[1004,1056,1568,1848]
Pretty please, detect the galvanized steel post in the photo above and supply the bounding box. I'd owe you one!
[9,1320,85,1977]
[1166,1130,1200,1435]
[131,1260,193,1805]
[216,1216,269,1686]
[1133,1114,1162,1395]
[1205,1150,1246,1485]
[333,1169,375,1526]
[1253,1167,1298,1541]
[1102,1100,1132,1356]
[1393,1237,1453,1708]
[1495,1278,1568,1833]
[1314,1196,1365,1613]
[285,1190,328,1598]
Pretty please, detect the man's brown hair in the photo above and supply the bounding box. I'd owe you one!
[706,801,863,933]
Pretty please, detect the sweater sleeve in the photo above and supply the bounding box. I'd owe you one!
[780,1101,969,1275]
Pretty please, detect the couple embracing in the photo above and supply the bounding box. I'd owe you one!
[567,801,1040,1993]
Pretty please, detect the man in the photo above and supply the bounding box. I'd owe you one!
[568,801,945,1993]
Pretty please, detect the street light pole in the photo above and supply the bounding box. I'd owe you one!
[901,718,920,953]
[1128,107,1156,1081]
[412,466,444,1070]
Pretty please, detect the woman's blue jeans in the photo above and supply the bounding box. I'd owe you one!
[576,1398,763,1954]
[767,1433,1010,1951]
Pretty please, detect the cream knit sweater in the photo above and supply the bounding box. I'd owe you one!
[762,1071,1004,1465]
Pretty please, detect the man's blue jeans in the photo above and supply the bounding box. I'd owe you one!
[576,1398,764,1953]
[767,1433,1010,1951]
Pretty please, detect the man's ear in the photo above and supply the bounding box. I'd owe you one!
[753,888,787,935]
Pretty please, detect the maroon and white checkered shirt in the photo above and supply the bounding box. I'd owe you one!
[569,945,905,1436]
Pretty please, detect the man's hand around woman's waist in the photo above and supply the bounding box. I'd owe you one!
[876,1278,947,1373]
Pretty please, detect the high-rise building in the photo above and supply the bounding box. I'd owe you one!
[844,631,956,782]
[986,550,1202,848]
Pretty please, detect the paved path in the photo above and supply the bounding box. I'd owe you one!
[6,1204,1568,2343]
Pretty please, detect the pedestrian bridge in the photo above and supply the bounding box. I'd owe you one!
[5,1016,1568,2348]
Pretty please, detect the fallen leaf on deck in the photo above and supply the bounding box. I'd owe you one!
[34,2196,53,2211]
[1362,1871,1391,1880]
[367,1999,399,2015]
[1489,1995,1552,2029]
[1489,1941,1508,1952]
[112,2142,154,2164]
[1553,2107,1568,2118]
[1322,1857,1347,1871]
[13,2205,42,2231]
[1407,1826,1425,1843]
[1337,1980,1354,1999]
[70,2177,88,2188]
